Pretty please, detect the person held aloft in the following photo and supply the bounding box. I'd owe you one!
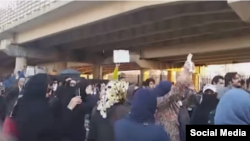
[155,54,195,141]
[115,89,170,141]
[88,80,130,141]
[190,84,219,125]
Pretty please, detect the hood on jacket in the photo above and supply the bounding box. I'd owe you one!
[130,88,157,123]
[22,74,48,100]
[215,89,250,125]
[154,81,172,97]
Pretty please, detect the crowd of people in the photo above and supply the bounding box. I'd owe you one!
[0,57,249,141]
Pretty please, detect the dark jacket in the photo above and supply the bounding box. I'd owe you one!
[88,103,129,141]
[59,84,94,141]
[5,87,20,116]
[115,89,170,141]
[0,95,6,122]
[191,94,219,125]
[178,106,190,141]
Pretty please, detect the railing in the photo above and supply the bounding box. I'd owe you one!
[0,0,58,31]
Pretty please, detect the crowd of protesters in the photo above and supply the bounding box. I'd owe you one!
[0,55,249,141]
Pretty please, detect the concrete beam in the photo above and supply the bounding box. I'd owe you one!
[67,62,92,68]
[102,52,167,69]
[15,1,181,44]
[228,0,250,22]
[1,44,61,60]
[141,35,250,59]
[9,45,57,60]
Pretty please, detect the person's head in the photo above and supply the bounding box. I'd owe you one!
[154,81,172,97]
[22,74,48,100]
[69,80,77,87]
[119,73,126,82]
[224,72,241,88]
[203,84,217,95]
[18,78,25,88]
[63,77,72,86]
[145,78,155,88]
[52,79,58,91]
[240,79,245,88]
[97,80,129,118]
[130,88,157,123]
[211,75,224,87]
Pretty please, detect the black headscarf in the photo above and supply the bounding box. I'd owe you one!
[15,74,58,141]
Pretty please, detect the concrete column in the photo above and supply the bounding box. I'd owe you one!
[139,68,147,85]
[192,73,199,91]
[167,69,179,83]
[167,70,173,82]
[55,62,67,73]
[93,65,103,79]
[14,57,27,74]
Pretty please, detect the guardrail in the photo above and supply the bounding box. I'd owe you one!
[0,0,58,31]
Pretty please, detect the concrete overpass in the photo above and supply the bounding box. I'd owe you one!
[0,0,250,78]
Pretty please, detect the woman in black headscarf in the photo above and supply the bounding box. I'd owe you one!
[15,74,59,141]
[60,79,91,141]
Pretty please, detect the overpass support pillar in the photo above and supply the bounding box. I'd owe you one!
[14,57,27,75]
[228,0,250,22]
[139,68,147,85]
[167,70,175,82]
[93,65,103,79]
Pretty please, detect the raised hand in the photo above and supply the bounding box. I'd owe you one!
[67,96,82,110]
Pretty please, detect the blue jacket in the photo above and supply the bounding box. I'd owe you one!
[115,117,169,141]
[114,89,170,141]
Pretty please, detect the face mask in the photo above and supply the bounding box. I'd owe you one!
[52,84,58,91]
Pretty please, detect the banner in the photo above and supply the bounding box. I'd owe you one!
[187,125,248,139]
[113,50,130,63]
